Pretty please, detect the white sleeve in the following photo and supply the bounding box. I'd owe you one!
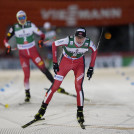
[31,23,43,35]
[89,40,97,51]
[55,37,69,46]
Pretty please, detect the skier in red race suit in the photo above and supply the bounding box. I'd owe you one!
[34,27,97,125]
[3,10,64,102]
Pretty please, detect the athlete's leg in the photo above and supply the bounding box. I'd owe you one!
[30,46,54,83]
[35,56,71,120]
[19,51,30,90]
[43,56,72,104]
[74,62,85,107]
[19,50,31,102]
[73,58,85,123]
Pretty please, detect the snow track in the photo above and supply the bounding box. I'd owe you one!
[0,67,134,134]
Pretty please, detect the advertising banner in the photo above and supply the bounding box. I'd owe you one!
[0,0,134,48]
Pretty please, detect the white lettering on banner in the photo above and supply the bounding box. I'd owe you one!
[40,5,122,26]
[54,75,64,81]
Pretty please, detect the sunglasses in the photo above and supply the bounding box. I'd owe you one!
[18,16,26,20]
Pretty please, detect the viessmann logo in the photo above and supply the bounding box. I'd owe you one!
[40,5,122,26]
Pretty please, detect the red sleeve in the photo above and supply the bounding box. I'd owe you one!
[4,37,10,47]
[89,47,97,67]
[4,26,14,47]
[52,42,58,63]
[3,38,8,44]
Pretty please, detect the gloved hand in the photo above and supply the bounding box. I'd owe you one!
[38,40,44,48]
[53,62,59,74]
[87,67,94,80]
[6,46,11,54]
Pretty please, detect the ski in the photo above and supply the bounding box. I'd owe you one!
[44,88,90,101]
[22,118,45,128]
[79,122,85,129]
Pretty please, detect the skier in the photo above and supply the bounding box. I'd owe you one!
[3,10,64,102]
[34,27,97,126]
[41,22,57,69]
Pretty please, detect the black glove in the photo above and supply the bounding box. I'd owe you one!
[6,46,11,54]
[87,67,94,80]
[38,40,44,48]
[53,63,59,74]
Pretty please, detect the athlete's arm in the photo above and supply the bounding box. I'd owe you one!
[52,37,69,63]
[32,23,45,40]
[3,26,14,47]
[89,41,97,67]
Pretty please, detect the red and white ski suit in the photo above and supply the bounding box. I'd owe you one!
[4,22,54,90]
[43,36,97,107]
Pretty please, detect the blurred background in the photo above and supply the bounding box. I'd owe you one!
[0,0,134,69]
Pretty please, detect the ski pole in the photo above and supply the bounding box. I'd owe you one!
[97,27,103,49]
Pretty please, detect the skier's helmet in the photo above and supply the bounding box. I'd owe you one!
[16,10,27,25]
[43,22,51,30]
[75,27,86,38]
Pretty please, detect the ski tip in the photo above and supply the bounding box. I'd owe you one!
[40,118,45,120]
[21,125,26,128]
[84,98,90,102]
[21,118,45,128]
[22,123,29,128]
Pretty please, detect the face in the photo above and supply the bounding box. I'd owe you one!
[75,36,85,45]
[17,15,26,25]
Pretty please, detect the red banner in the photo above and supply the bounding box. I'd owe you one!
[0,0,134,48]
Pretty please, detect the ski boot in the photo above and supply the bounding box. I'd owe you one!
[77,106,85,123]
[25,89,31,102]
[77,106,85,129]
[34,102,48,120]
